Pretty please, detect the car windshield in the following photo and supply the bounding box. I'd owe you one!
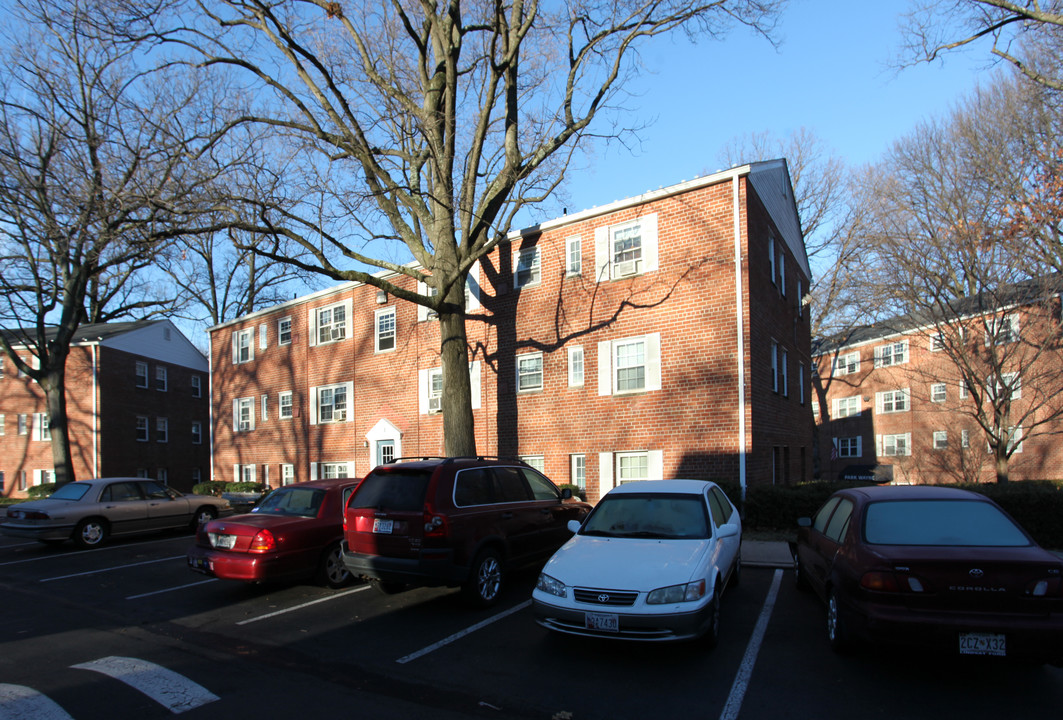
[252,488,325,518]
[864,499,1031,547]
[580,494,709,539]
[49,483,90,501]
[350,470,431,511]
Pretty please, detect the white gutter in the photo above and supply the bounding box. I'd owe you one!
[91,343,99,477]
[733,175,748,503]
[208,350,214,483]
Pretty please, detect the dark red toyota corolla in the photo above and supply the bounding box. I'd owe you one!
[188,477,359,587]
[790,485,1063,663]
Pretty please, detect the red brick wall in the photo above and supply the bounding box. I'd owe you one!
[211,175,814,500]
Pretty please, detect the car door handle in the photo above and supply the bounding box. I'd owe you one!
[501,512,514,519]
[539,509,552,515]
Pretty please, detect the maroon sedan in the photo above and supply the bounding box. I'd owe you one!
[188,477,359,588]
[790,485,1063,663]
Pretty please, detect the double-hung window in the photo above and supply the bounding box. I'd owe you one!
[136,361,149,388]
[874,340,908,367]
[156,418,169,443]
[279,391,293,419]
[316,384,349,423]
[234,397,255,431]
[878,433,911,457]
[566,236,582,276]
[514,246,541,288]
[833,396,860,418]
[837,437,861,458]
[931,383,947,403]
[191,375,202,398]
[877,389,910,414]
[933,431,948,450]
[278,316,292,345]
[567,346,584,387]
[136,416,149,442]
[192,422,202,445]
[617,452,650,484]
[990,372,1021,401]
[375,307,396,352]
[517,352,544,393]
[832,351,859,376]
[598,334,661,396]
[594,214,658,281]
[987,314,1019,345]
[317,304,347,344]
[156,367,167,392]
[232,328,254,364]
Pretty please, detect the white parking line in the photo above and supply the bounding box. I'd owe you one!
[0,536,188,568]
[235,585,372,625]
[396,600,532,665]
[39,556,185,582]
[127,578,218,600]
[71,656,218,714]
[719,569,783,720]
[0,683,75,720]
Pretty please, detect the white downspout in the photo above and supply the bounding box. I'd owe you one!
[92,343,99,477]
[733,175,748,504]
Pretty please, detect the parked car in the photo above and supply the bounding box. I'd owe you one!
[1,478,233,548]
[790,485,1063,663]
[342,456,591,607]
[188,477,359,588]
[532,479,741,644]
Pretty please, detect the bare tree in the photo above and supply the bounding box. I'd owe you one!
[139,0,785,456]
[901,0,1063,91]
[0,0,230,485]
[856,73,1063,482]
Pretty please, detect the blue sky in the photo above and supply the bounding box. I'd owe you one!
[540,0,997,219]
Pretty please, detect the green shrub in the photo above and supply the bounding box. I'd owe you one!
[27,483,56,499]
[559,484,587,502]
[192,481,227,496]
[226,482,267,494]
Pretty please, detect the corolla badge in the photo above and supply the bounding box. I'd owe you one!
[598,593,611,603]
[969,568,985,578]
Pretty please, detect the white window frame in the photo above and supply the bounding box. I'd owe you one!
[278,316,292,346]
[961,429,970,448]
[594,214,659,282]
[798,362,805,405]
[567,346,584,388]
[990,372,1021,401]
[17,414,28,436]
[1007,426,1024,454]
[232,328,254,364]
[279,391,293,420]
[616,451,651,484]
[319,461,352,479]
[156,366,167,392]
[930,332,945,352]
[781,349,789,397]
[566,236,582,276]
[281,464,295,485]
[236,464,256,484]
[517,352,544,393]
[135,361,149,388]
[261,395,268,422]
[931,383,947,403]
[514,246,541,288]
[833,396,861,419]
[136,416,149,442]
[874,340,909,368]
[156,417,168,443]
[234,397,255,432]
[933,431,948,450]
[837,436,862,458]
[878,433,912,457]
[32,413,50,442]
[771,341,779,393]
[313,383,351,424]
[0,414,4,436]
[832,351,860,377]
[375,306,397,353]
[258,323,268,350]
[960,379,969,400]
[876,389,911,414]
[521,455,545,473]
[570,454,586,490]
[986,314,1020,345]
[191,375,202,398]
[309,300,351,347]
[192,421,202,445]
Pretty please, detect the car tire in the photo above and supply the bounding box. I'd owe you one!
[826,588,853,653]
[191,506,217,529]
[702,586,721,649]
[462,548,504,608]
[729,548,742,588]
[73,518,108,549]
[316,542,353,588]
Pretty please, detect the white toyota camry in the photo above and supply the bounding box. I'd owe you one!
[532,479,741,644]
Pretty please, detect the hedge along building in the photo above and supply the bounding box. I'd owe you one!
[208,160,812,502]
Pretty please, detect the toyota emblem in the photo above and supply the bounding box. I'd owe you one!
[598,593,610,603]
[969,568,984,578]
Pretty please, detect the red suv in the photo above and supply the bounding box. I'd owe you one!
[342,457,591,606]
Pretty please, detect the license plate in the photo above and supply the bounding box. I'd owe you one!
[959,632,1006,657]
[372,518,394,534]
[585,612,619,632]
[208,533,236,549]
[188,557,213,573]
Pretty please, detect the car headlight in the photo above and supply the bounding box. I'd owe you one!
[535,572,568,598]
[647,579,706,604]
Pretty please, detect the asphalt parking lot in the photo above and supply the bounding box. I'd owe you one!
[1,531,1061,719]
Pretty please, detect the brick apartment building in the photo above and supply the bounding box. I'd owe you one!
[209,160,813,502]
[813,281,1063,485]
[0,320,211,495]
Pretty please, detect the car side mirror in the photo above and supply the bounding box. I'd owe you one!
[797,517,812,528]
[567,519,582,534]
[561,488,572,500]
[717,523,739,539]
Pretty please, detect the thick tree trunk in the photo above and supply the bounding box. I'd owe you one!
[994,445,1010,484]
[438,281,476,457]
[40,367,76,486]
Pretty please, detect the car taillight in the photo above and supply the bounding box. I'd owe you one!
[860,571,928,593]
[249,530,276,553]
[1025,577,1063,597]
[423,509,448,538]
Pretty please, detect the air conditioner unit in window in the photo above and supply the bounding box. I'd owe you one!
[614,260,639,278]
[332,326,346,341]
[334,410,347,421]
[428,396,442,413]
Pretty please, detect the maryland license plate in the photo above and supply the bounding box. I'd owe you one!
[372,518,394,534]
[585,612,619,632]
